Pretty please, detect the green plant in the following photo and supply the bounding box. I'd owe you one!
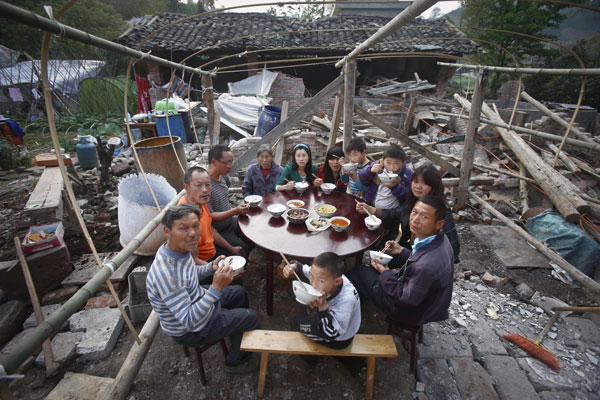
[0,141,31,170]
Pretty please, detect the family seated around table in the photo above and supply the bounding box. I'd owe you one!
[276,143,323,191]
[180,166,246,262]
[146,145,459,381]
[207,145,252,256]
[356,163,460,263]
[242,145,283,197]
[316,146,350,192]
[146,204,260,374]
[347,196,455,326]
[282,252,364,375]
[359,145,413,229]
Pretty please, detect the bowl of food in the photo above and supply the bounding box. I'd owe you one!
[244,195,263,207]
[342,163,358,174]
[286,199,305,209]
[321,183,336,194]
[306,217,330,232]
[369,250,393,266]
[378,172,398,185]
[293,280,322,305]
[364,215,382,230]
[286,208,309,224]
[314,204,337,218]
[330,217,350,232]
[219,255,246,276]
[295,181,309,194]
[267,204,286,218]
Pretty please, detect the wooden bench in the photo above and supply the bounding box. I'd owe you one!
[240,330,398,400]
[24,167,64,222]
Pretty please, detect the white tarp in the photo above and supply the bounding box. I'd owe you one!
[228,69,278,96]
[215,93,270,128]
[0,60,105,94]
[216,69,279,128]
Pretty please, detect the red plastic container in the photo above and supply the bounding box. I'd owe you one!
[21,222,65,254]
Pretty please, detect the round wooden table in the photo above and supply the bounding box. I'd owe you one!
[238,188,382,315]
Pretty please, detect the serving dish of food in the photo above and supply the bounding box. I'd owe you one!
[305,217,331,232]
[286,207,310,224]
[314,203,337,218]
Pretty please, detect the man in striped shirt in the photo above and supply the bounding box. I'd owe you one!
[146,204,259,373]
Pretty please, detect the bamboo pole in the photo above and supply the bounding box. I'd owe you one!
[546,143,581,174]
[469,191,600,296]
[335,0,439,68]
[434,111,600,153]
[520,91,593,144]
[457,70,487,209]
[519,162,529,212]
[0,1,209,77]
[343,60,357,152]
[13,237,56,374]
[455,94,585,222]
[105,312,160,400]
[436,62,600,76]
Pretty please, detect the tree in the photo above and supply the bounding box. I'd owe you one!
[458,0,568,94]
[267,0,332,20]
[523,38,600,109]
[429,7,442,20]
[0,0,127,59]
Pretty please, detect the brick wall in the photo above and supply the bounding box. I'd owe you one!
[268,73,337,118]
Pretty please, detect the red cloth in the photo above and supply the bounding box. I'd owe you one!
[135,75,152,114]
[261,168,270,179]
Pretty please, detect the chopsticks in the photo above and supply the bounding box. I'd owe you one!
[376,242,391,258]
[354,198,377,223]
[280,252,309,292]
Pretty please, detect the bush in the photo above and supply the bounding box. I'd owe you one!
[0,141,31,171]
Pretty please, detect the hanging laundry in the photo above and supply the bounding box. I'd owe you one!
[135,75,152,114]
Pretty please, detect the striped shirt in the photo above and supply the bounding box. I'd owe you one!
[146,244,221,336]
[208,175,233,232]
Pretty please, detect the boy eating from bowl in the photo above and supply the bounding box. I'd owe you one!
[282,252,363,375]
[358,144,412,211]
[345,138,370,199]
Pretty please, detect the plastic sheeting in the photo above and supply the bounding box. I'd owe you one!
[228,69,278,95]
[526,210,600,277]
[0,60,104,94]
[215,93,270,128]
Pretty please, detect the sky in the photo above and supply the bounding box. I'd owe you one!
[213,1,461,19]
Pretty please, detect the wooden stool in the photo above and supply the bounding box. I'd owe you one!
[386,319,423,373]
[182,339,228,385]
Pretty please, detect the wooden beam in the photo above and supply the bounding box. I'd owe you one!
[232,74,344,173]
[211,113,221,146]
[105,312,161,400]
[470,191,600,296]
[403,98,416,135]
[519,162,529,212]
[328,91,343,150]
[455,94,586,222]
[354,105,460,176]
[520,91,593,143]
[274,101,289,165]
[442,176,494,187]
[457,70,487,210]
[201,74,215,146]
[343,60,356,152]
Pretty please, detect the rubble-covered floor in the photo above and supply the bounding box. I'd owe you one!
[6,223,599,400]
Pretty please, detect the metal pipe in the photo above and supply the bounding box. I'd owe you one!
[437,61,600,76]
[0,1,208,76]
[434,111,600,153]
[0,190,185,376]
[334,0,438,68]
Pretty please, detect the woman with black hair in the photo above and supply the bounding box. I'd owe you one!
[358,164,460,263]
[275,143,323,191]
[316,146,349,192]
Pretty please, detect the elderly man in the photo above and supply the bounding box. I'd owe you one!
[146,203,259,374]
[179,166,245,262]
[207,145,251,255]
[347,196,454,326]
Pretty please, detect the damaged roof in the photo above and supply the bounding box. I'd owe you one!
[115,12,479,56]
